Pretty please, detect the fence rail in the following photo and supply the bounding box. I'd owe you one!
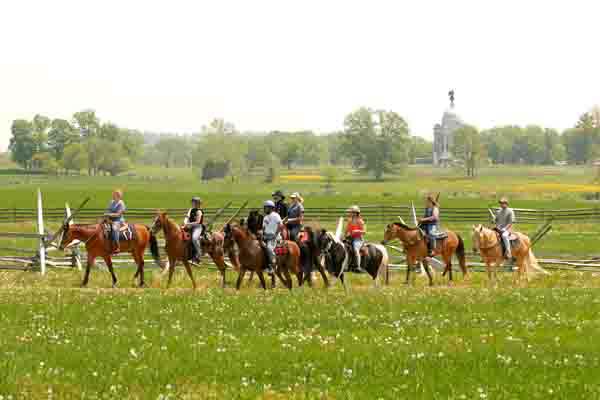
[1,205,599,223]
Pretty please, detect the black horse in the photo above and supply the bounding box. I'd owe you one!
[297,225,329,287]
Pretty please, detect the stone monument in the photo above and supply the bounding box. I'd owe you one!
[433,90,464,167]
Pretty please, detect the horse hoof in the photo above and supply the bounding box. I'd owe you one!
[112,283,118,289]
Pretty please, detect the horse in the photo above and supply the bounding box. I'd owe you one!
[472,224,546,285]
[316,229,388,288]
[149,212,198,289]
[200,229,242,286]
[382,222,467,286]
[57,221,160,288]
[223,224,301,290]
[296,225,330,288]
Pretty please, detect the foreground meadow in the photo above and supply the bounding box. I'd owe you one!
[1,268,600,399]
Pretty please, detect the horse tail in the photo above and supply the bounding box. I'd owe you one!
[373,244,389,286]
[527,249,548,275]
[148,228,161,267]
[456,234,467,274]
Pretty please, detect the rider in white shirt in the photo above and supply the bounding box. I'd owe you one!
[261,200,283,274]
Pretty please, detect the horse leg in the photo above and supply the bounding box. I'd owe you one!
[236,267,246,290]
[256,270,267,290]
[316,256,329,288]
[445,253,453,283]
[136,249,146,288]
[102,256,118,288]
[182,260,197,290]
[405,262,411,285]
[167,257,176,288]
[422,260,434,286]
[81,254,94,287]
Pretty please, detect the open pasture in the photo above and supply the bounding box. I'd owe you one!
[1,165,600,398]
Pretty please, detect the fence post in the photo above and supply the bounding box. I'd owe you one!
[65,203,82,271]
[36,188,46,275]
[13,206,17,223]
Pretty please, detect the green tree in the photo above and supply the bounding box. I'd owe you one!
[8,119,35,169]
[452,125,486,177]
[341,108,410,180]
[48,119,78,160]
[72,110,99,139]
[63,144,89,174]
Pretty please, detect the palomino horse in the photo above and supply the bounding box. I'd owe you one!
[382,222,467,285]
[471,224,546,284]
[58,222,160,288]
[223,224,301,290]
[150,212,201,289]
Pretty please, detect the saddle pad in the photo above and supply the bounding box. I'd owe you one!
[297,231,309,243]
[181,230,191,242]
[118,225,136,241]
[275,245,288,256]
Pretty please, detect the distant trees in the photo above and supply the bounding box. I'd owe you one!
[341,108,410,180]
[452,125,486,177]
[8,110,140,175]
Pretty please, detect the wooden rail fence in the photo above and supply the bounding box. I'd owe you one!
[1,205,599,224]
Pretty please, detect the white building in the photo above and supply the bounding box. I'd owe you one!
[433,105,464,167]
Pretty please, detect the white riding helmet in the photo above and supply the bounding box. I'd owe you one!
[347,205,360,213]
[263,200,275,208]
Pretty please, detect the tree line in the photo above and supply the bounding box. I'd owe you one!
[448,107,600,176]
[9,110,143,176]
[8,106,600,180]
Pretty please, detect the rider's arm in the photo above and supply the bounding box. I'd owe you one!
[183,209,191,225]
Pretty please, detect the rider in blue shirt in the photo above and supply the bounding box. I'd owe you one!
[105,189,126,254]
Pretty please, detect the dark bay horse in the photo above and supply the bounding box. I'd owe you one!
[382,222,467,286]
[58,222,160,288]
[223,224,301,290]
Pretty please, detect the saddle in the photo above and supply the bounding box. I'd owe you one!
[274,237,288,256]
[103,222,136,241]
[494,229,520,254]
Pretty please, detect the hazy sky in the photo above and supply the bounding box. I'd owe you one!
[1,0,599,150]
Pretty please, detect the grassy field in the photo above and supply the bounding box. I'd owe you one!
[2,268,600,399]
[1,164,600,398]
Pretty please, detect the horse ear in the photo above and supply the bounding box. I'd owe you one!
[479,225,483,232]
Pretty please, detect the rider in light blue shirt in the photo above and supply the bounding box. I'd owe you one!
[105,189,126,253]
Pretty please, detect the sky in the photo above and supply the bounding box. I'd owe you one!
[1,0,599,151]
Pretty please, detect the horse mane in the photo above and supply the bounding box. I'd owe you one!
[393,222,418,231]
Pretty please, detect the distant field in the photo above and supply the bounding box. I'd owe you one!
[0,164,598,209]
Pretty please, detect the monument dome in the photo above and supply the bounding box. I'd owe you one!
[433,95,464,166]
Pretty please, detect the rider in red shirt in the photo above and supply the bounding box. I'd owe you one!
[345,205,366,271]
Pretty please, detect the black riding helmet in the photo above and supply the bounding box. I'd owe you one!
[271,190,285,200]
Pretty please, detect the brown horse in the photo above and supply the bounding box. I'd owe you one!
[472,225,546,285]
[58,222,160,288]
[149,212,200,289]
[223,224,301,290]
[382,222,467,285]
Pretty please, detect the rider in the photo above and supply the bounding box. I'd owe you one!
[418,194,440,257]
[272,190,288,220]
[105,189,126,254]
[345,205,366,272]
[494,197,515,259]
[285,192,304,242]
[261,200,284,275]
[184,197,204,262]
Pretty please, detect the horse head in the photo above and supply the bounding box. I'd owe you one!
[150,211,165,235]
[471,224,486,253]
